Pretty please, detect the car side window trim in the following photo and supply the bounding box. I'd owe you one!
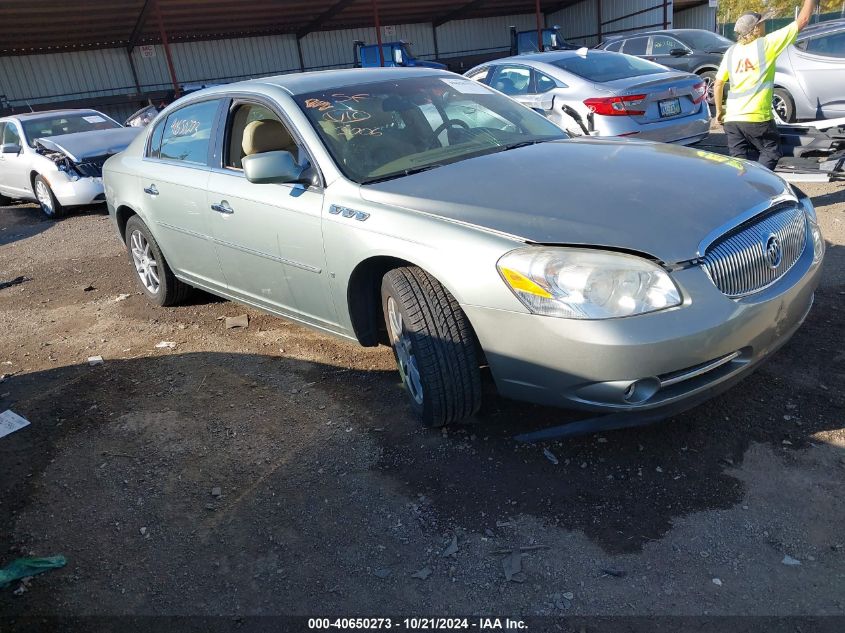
[210,93,324,190]
[650,36,686,56]
[143,96,226,171]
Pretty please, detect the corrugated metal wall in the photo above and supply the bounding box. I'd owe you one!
[548,0,674,47]
[548,1,598,46]
[436,13,536,58]
[674,4,717,31]
[0,48,137,106]
[0,12,545,116]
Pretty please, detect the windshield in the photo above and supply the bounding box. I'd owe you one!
[22,112,120,146]
[674,30,732,51]
[551,52,667,82]
[293,75,566,184]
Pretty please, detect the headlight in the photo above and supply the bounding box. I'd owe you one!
[795,187,824,264]
[497,247,681,319]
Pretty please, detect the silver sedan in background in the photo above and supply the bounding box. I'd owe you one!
[773,19,845,122]
[466,49,710,144]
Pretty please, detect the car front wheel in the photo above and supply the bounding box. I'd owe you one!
[124,215,189,306]
[381,267,482,427]
[34,174,64,219]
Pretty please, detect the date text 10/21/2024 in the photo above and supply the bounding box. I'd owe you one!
[307,618,528,630]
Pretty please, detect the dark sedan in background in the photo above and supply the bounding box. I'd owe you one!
[598,29,733,104]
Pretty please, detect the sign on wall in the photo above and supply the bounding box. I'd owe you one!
[383,24,396,37]
[139,45,156,58]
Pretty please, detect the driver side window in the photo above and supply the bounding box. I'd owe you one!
[491,66,533,96]
[225,102,300,170]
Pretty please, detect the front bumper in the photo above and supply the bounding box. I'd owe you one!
[464,236,822,413]
[43,172,105,207]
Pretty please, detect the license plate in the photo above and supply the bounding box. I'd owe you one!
[659,98,681,118]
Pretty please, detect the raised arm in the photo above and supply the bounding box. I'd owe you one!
[796,0,816,31]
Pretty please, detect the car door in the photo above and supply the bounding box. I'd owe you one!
[135,97,227,289]
[0,121,32,198]
[205,98,338,328]
[792,30,845,117]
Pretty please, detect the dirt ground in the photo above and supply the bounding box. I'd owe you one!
[0,130,844,626]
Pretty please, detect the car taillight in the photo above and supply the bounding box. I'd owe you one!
[691,81,707,104]
[583,94,647,116]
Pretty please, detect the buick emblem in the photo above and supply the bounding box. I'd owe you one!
[764,234,782,269]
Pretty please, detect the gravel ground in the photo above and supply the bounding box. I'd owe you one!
[0,130,843,623]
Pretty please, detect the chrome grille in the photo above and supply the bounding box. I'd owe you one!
[701,206,806,297]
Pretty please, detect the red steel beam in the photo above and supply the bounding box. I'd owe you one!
[154,0,181,98]
[372,0,384,67]
[535,0,543,51]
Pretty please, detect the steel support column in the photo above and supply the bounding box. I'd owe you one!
[596,0,602,42]
[154,0,180,98]
[663,0,669,30]
[372,0,384,67]
[535,0,543,51]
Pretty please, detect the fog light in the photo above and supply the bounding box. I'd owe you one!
[623,378,660,404]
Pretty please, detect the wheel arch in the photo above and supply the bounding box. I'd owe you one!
[115,204,139,243]
[694,65,719,75]
[345,255,473,349]
[346,255,413,347]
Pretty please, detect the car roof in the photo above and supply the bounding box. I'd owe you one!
[2,109,105,122]
[798,19,845,38]
[492,49,619,64]
[247,67,452,96]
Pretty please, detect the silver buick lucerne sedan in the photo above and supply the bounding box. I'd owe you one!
[103,68,824,427]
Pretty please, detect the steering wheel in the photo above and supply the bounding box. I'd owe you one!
[432,118,470,137]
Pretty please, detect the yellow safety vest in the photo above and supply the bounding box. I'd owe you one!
[716,22,798,123]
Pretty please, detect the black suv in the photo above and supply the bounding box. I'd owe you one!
[597,29,734,104]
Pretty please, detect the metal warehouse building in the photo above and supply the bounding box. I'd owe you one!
[0,0,716,122]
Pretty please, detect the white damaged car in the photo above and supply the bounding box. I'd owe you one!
[0,109,140,218]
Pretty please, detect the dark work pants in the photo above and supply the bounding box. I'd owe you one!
[723,119,782,170]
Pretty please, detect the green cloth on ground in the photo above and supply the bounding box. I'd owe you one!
[0,555,66,588]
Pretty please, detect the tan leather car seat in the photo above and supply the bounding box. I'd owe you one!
[242,119,298,157]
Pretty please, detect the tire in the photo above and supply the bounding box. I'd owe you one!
[0,193,11,206]
[699,70,717,106]
[381,267,482,427]
[33,174,65,219]
[772,88,795,123]
[124,215,190,307]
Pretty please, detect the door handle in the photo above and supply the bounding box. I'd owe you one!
[211,200,234,214]
[143,184,159,196]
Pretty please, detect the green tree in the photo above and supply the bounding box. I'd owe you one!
[719,0,843,24]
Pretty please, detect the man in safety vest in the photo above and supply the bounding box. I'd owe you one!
[713,0,816,170]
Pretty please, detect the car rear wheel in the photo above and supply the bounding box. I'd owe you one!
[772,88,795,123]
[34,174,64,219]
[699,70,717,106]
[124,215,190,306]
[381,267,482,427]
[0,194,11,206]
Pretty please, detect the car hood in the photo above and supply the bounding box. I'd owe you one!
[35,127,141,162]
[359,139,792,264]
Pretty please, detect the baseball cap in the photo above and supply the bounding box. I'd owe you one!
[734,11,775,37]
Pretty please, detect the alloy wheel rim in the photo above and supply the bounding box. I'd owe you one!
[772,95,788,122]
[35,180,53,215]
[387,296,423,405]
[704,76,715,105]
[130,230,160,294]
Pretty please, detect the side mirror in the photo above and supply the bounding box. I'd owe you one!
[392,47,404,65]
[669,48,689,57]
[1,143,21,154]
[242,151,308,185]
